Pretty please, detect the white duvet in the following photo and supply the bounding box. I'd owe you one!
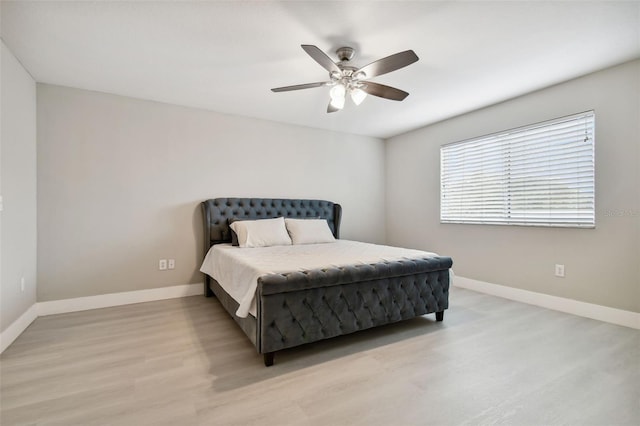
[199,240,440,318]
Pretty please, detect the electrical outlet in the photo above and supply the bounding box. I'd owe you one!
[159,259,167,271]
[555,264,565,278]
[168,259,175,270]
[20,277,25,292]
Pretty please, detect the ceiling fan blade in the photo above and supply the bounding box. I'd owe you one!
[301,45,341,74]
[271,82,327,92]
[361,82,409,101]
[327,102,340,113]
[356,50,418,79]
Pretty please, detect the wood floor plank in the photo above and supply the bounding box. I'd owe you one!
[1,288,638,425]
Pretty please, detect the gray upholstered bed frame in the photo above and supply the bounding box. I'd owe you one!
[201,197,452,366]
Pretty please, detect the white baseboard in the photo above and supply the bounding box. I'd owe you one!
[1,283,203,354]
[6,278,635,354]
[454,276,640,330]
[0,303,39,353]
[37,283,203,316]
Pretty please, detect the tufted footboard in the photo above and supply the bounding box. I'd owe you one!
[255,256,452,365]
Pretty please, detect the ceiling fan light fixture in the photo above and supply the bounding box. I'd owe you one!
[330,94,346,110]
[329,83,346,109]
[350,88,367,106]
[330,83,346,99]
[353,71,367,80]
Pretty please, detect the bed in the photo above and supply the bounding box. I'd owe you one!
[200,197,452,366]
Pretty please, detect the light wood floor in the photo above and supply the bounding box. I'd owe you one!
[1,287,638,426]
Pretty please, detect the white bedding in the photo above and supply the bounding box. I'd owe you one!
[199,240,441,318]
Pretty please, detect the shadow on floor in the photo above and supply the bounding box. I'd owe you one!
[181,292,477,392]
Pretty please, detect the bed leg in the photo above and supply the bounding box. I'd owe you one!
[436,311,444,322]
[263,352,274,367]
[204,278,214,297]
[205,285,214,298]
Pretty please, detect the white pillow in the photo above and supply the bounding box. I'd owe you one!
[229,217,292,248]
[284,218,336,245]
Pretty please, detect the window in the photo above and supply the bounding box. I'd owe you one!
[440,111,595,228]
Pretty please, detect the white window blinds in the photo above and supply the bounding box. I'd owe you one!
[440,111,595,227]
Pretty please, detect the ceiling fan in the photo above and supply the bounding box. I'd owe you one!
[271,45,419,113]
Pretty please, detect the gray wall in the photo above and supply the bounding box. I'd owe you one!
[1,41,37,332]
[36,84,386,301]
[386,60,640,313]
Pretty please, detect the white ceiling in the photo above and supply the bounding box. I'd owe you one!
[2,1,639,139]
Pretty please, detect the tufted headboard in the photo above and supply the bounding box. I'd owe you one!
[201,198,342,253]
